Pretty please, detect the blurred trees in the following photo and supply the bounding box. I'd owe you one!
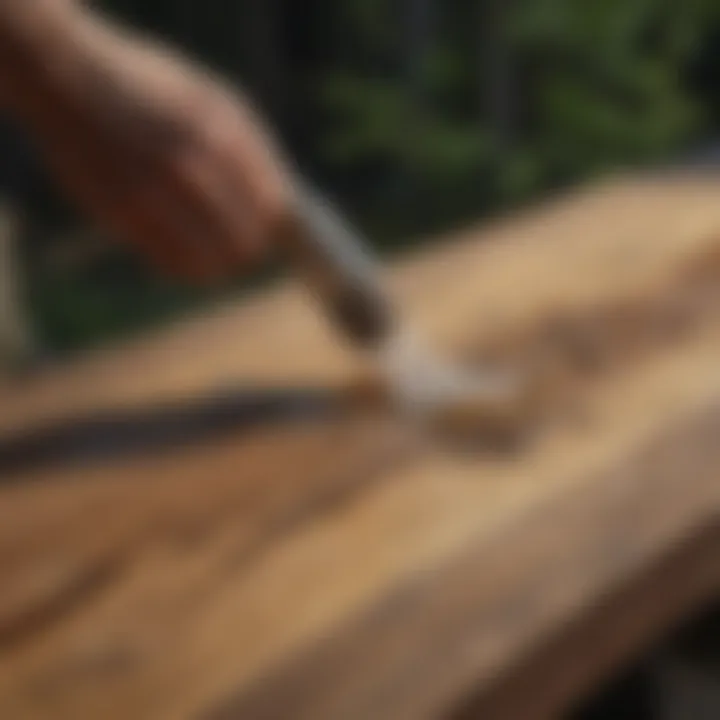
[315,0,717,232]
[94,0,719,234]
[3,0,720,353]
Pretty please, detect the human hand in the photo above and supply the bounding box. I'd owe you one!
[1,2,292,282]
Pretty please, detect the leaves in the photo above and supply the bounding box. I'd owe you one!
[22,0,720,349]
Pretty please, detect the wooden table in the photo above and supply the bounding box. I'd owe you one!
[1,173,719,719]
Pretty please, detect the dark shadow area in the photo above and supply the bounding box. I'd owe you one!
[0,386,345,480]
[572,600,720,720]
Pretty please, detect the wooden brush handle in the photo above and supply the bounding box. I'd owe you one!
[280,180,398,348]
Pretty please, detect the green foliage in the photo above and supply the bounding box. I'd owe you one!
[514,0,707,175]
[321,76,491,180]
[316,0,714,232]
[16,0,720,351]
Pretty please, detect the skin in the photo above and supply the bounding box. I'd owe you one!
[0,0,292,282]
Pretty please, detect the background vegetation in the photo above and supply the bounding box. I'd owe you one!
[4,0,720,354]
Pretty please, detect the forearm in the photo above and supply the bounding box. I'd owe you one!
[0,0,256,149]
[0,1,85,117]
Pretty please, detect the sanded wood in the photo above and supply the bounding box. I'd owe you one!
[1,172,720,719]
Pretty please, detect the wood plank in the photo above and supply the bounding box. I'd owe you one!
[0,172,719,719]
[452,523,720,720]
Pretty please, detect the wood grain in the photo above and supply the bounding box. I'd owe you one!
[1,172,719,719]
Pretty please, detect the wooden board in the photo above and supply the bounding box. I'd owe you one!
[1,172,720,719]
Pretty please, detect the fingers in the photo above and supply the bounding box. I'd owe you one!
[33,77,291,284]
[111,90,289,283]
[162,134,267,281]
[40,134,208,281]
[163,96,289,278]
[41,123,283,284]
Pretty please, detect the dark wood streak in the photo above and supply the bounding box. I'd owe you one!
[0,387,343,478]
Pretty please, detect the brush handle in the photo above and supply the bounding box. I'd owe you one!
[281,181,397,348]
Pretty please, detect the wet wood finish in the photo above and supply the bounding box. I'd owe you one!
[1,173,719,719]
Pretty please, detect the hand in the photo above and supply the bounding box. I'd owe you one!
[1,3,292,282]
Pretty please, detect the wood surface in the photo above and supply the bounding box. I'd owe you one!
[1,172,720,719]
